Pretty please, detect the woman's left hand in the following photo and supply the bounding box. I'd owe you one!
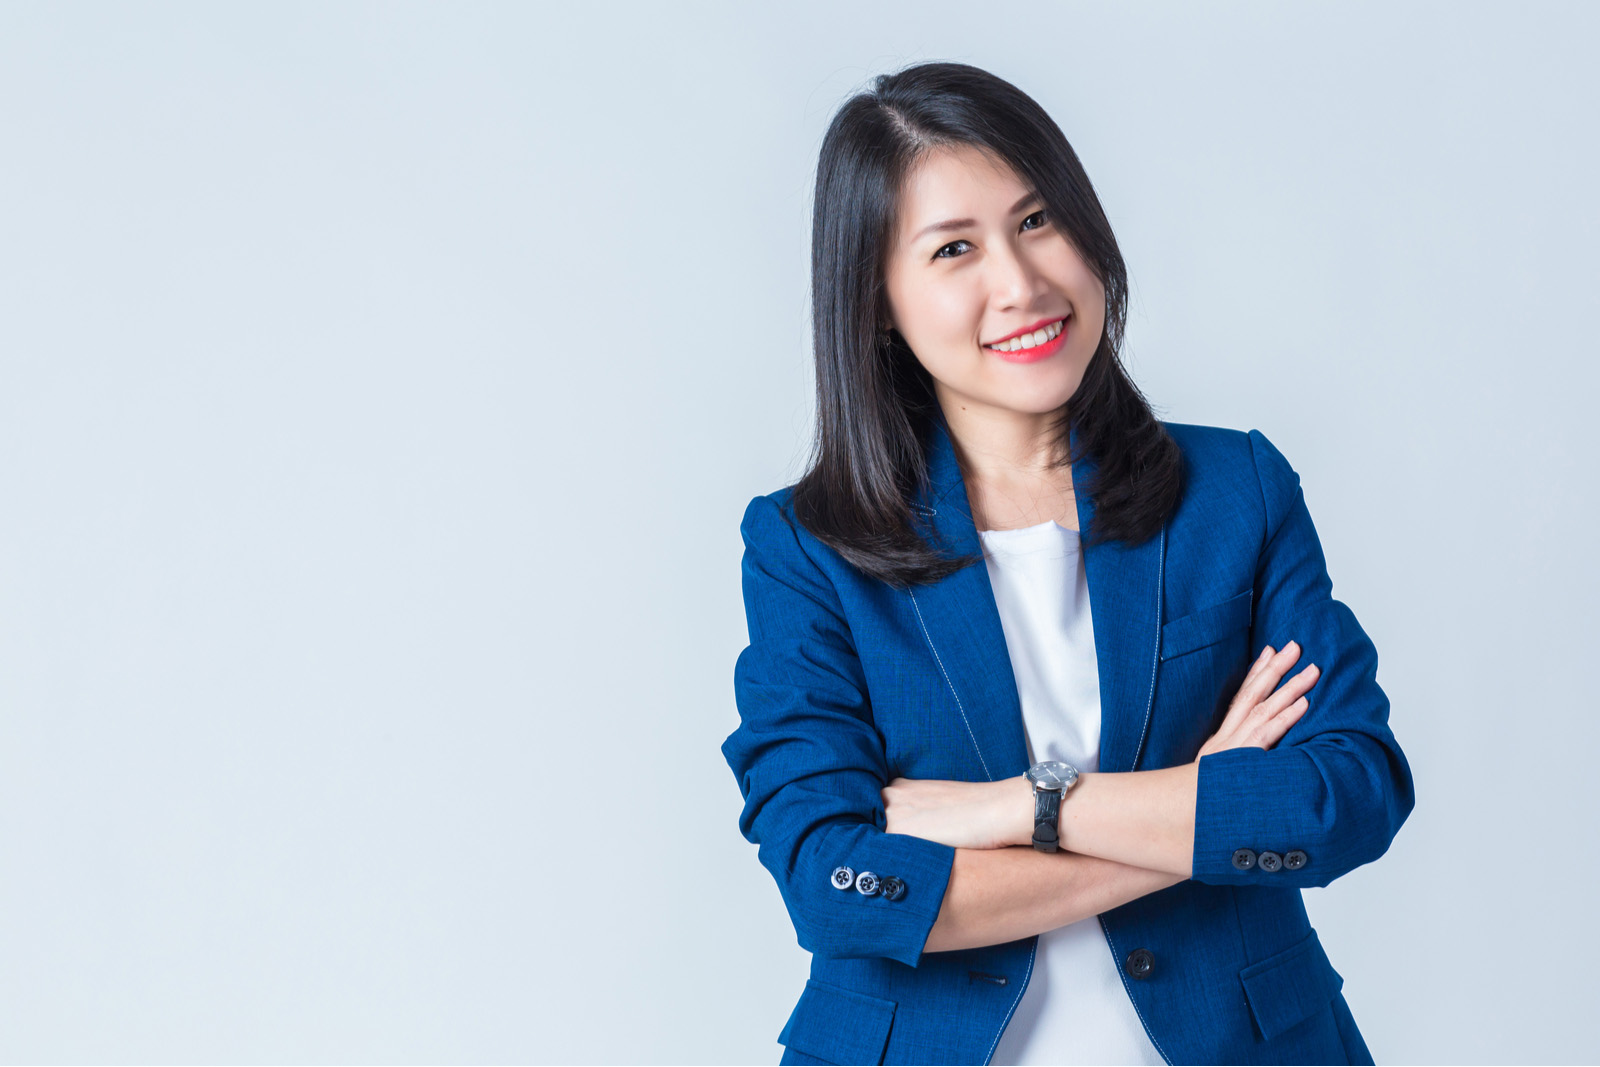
[882,774,1033,850]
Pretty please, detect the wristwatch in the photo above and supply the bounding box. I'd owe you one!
[1025,760,1081,852]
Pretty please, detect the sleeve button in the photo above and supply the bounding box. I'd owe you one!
[1284,849,1308,870]
[880,875,906,901]
[830,865,856,890]
[1258,850,1283,872]
[855,871,880,896]
[1231,848,1257,871]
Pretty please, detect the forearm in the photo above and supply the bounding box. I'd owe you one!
[985,763,1199,876]
[892,764,1203,879]
[922,846,1185,954]
[1057,763,1200,876]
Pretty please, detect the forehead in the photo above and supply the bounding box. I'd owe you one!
[894,144,1028,239]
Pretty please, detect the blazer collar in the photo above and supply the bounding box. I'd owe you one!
[908,413,1166,779]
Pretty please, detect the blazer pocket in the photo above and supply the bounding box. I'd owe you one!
[1239,928,1345,1041]
[778,978,897,1065]
[1161,589,1253,661]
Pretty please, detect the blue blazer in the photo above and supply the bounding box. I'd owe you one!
[722,416,1415,1066]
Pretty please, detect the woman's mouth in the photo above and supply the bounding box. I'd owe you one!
[984,315,1069,363]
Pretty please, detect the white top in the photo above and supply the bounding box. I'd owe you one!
[978,518,1165,1067]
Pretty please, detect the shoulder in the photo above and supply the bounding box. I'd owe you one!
[739,485,803,559]
[1164,417,1300,475]
[1161,420,1304,532]
[739,485,846,591]
[740,485,801,546]
[1162,420,1251,466]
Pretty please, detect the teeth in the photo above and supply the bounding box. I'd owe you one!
[987,317,1065,352]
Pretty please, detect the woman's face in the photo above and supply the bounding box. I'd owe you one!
[882,144,1106,420]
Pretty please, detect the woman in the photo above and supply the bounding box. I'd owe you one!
[721,61,1413,1066]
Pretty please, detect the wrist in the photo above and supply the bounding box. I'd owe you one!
[1018,768,1092,850]
[1009,775,1035,848]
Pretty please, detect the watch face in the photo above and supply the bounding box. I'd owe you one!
[1028,760,1079,790]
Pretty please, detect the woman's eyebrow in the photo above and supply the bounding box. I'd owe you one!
[909,190,1042,242]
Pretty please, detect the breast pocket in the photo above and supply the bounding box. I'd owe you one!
[1161,589,1254,661]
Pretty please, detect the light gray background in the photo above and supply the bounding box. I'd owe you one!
[1,1,1595,1063]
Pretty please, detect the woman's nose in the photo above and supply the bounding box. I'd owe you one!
[987,242,1048,308]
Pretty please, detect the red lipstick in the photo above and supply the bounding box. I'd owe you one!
[984,315,1070,364]
[984,316,1065,346]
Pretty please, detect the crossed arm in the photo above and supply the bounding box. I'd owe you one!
[727,435,1414,967]
[894,642,1319,954]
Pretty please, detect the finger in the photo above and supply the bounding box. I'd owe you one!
[1272,694,1311,725]
[1226,656,1274,718]
[1271,695,1311,735]
[1255,696,1309,748]
[1225,643,1298,726]
[1276,661,1321,702]
[1244,641,1302,704]
[1240,645,1276,687]
[1258,663,1319,719]
[1223,646,1282,722]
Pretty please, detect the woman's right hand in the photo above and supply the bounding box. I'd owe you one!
[1195,641,1321,761]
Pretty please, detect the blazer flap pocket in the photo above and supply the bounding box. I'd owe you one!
[1239,928,1345,1041]
[778,979,897,1064]
[1161,589,1253,661]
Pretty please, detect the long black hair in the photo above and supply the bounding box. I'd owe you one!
[790,61,1183,589]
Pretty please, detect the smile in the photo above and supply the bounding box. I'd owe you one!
[984,316,1069,363]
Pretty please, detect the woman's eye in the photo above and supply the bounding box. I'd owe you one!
[933,239,972,260]
[1022,209,1050,231]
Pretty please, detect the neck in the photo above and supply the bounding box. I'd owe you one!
[936,397,1077,532]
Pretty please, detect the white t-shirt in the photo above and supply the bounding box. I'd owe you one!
[978,518,1166,1067]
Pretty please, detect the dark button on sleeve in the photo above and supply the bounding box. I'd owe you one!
[830,865,856,890]
[854,871,880,896]
[1231,848,1257,871]
[1258,850,1283,873]
[879,875,906,901]
[1124,948,1155,980]
[1284,849,1308,870]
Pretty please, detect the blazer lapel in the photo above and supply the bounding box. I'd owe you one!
[1070,434,1167,774]
[908,414,1166,781]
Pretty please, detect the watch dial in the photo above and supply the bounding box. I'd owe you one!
[1031,760,1079,790]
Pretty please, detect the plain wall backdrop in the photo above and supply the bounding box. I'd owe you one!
[2,1,1596,1063]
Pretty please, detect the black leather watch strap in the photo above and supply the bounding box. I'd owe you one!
[1031,786,1062,852]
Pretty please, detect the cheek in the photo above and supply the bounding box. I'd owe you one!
[1048,247,1106,318]
[1081,271,1109,324]
[908,287,981,353]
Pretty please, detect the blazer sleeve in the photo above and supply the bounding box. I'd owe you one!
[1190,430,1417,888]
[720,493,956,967]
